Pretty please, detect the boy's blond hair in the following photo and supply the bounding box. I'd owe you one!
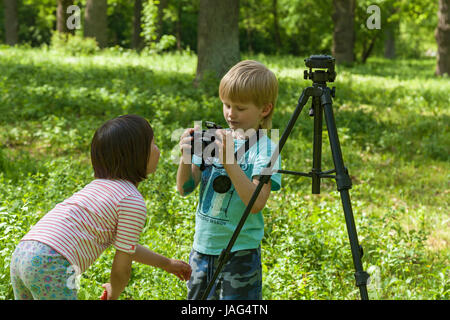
[219,60,278,130]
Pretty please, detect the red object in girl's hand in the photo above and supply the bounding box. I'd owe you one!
[100,290,108,300]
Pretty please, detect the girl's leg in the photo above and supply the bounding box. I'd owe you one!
[10,241,78,300]
[10,242,33,300]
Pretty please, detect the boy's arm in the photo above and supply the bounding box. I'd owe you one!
[177,160,201,196]
[217,129,272,213]
[176,127,201,196]
[223,162,272,214]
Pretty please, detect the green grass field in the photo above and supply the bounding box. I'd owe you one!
[0,46,448,299]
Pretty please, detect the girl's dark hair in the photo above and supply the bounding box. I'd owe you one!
[90,114,154,185]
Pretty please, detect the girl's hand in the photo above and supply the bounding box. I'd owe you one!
[164,259,192,281]
[101,283,112,300]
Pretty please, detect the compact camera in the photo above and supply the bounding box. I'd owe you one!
[190,121,233,193]
[190,121,222,158]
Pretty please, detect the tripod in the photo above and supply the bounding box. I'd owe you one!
[200,55,370,300]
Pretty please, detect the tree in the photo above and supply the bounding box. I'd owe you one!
[272,0,282,51]
[195,0,240,84]
[84,0,108,48]
[332,0,355,64]
[3,0,18,45]
[435,0,450,76]
[133,0,144,49]
[156,0,169,42]
[57,0,74,34]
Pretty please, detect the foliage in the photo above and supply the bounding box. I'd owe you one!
[141,0,159,45]
[0,0,439,59]
[354,0,439,60]
[50,31,99,56]
[141,0,177,53]
[0,47,448,300]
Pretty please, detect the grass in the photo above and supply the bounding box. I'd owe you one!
[0,46,448,300]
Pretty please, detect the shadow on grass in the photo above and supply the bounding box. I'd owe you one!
[0,53,448,165]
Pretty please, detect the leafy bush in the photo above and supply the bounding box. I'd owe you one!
[50,32,99,56]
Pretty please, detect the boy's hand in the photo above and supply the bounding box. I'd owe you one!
[215,129,235,166]
[163,259,192,281]
[179,126,199,164]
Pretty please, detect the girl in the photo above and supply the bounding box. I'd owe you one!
[10,114,191,300]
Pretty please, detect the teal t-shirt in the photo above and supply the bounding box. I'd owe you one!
[192,134,281,255]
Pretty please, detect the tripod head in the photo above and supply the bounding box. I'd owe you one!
[304,55,336,84]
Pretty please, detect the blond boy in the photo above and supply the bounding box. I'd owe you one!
[177,60,281,299]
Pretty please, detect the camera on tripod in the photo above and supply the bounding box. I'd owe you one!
[190,121,222,158]
[304,55,336,83]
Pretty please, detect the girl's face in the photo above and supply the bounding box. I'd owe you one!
[146,137,160,174]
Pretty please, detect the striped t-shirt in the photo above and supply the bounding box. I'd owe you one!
[22,179,147,273]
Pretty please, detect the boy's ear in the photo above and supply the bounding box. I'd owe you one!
[262,103,273,117]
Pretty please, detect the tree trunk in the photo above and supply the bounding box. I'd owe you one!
[156,0,169,41]
[361,32,379,63]
[384,28,396,59]
[195,0,240,84]
[272,0,281,51]
[383,6,398,60]
[3,0,19,46]
[332,0,355,64]
[244,4,253,54]
[176,0,182,51]
[84,0,108,48]
[435,0,450,76]
[57,0,74,34]
[133,0,143,50]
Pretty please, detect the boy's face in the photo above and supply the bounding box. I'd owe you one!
[221,98,272,134]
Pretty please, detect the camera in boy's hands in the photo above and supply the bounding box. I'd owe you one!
[190,121,222,158]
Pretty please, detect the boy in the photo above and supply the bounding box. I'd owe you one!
[177,60,281,300]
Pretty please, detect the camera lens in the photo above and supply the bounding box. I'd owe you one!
[213,175,231,193]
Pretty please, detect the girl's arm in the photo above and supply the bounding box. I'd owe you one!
[103,246,191,300]
[131,244,191,280]
[106,250,133,300]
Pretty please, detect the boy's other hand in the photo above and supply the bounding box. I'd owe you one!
[215,129,235,165]
[164,259,192,281]
[179,126,199,163]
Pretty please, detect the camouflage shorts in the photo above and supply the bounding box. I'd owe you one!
[187,246,262,300]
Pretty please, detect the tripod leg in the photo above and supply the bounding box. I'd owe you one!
[311,96,323,194]
[321,88,370,300]
[199,87,317,300]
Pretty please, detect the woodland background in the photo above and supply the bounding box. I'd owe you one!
[0,0,448,300]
